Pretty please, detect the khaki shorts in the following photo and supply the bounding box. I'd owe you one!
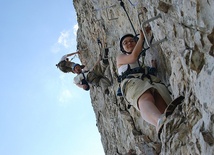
[121,75,172,110]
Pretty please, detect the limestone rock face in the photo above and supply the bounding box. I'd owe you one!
[73,0,214,154]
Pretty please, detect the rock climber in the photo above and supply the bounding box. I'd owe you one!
[116,27,184,139]
[57,50,111,93]
[56,51,85,73]
[72,52,112,94]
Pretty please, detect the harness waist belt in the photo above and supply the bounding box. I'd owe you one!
[118,67,145,82]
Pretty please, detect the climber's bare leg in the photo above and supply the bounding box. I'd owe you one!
[137,90,161,127]
[154,91,168,114]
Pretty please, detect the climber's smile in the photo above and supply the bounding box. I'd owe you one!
[122,37,136,52]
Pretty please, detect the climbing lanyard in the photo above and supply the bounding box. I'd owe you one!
[127,0,138,7]
[118,0,137,35]
[69,54,77,61]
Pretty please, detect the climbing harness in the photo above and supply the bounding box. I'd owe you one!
[81,72,90,91]
[117,33,159,98]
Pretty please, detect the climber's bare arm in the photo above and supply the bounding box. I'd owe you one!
[66,51,80,57]
[75,83,88,90]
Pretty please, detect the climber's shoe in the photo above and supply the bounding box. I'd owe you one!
[165,96,185,117]
[157,96,184,140]
[157,114,166,140]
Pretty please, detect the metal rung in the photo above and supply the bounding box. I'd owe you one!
[106,4,118,21]
[139,13,166,48]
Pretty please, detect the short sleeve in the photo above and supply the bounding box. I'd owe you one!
[73,74,84,84]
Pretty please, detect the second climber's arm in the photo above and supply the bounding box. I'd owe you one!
[66,51,80,57]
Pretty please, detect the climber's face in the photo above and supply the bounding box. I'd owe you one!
[122,37,137,53]
[73,65,82,74]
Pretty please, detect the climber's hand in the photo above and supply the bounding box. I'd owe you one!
[145,25,151,33]
[83,84,89,90]
[139,29,145,40]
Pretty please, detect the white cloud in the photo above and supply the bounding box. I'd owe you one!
[58,89,73,105]
[52,23,78,54]
[58,30,71,48]
[57,23,78,48]
[57,74,72,105]
[57,74,81,106]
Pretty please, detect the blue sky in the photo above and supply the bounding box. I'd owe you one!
[0,0,104,155]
